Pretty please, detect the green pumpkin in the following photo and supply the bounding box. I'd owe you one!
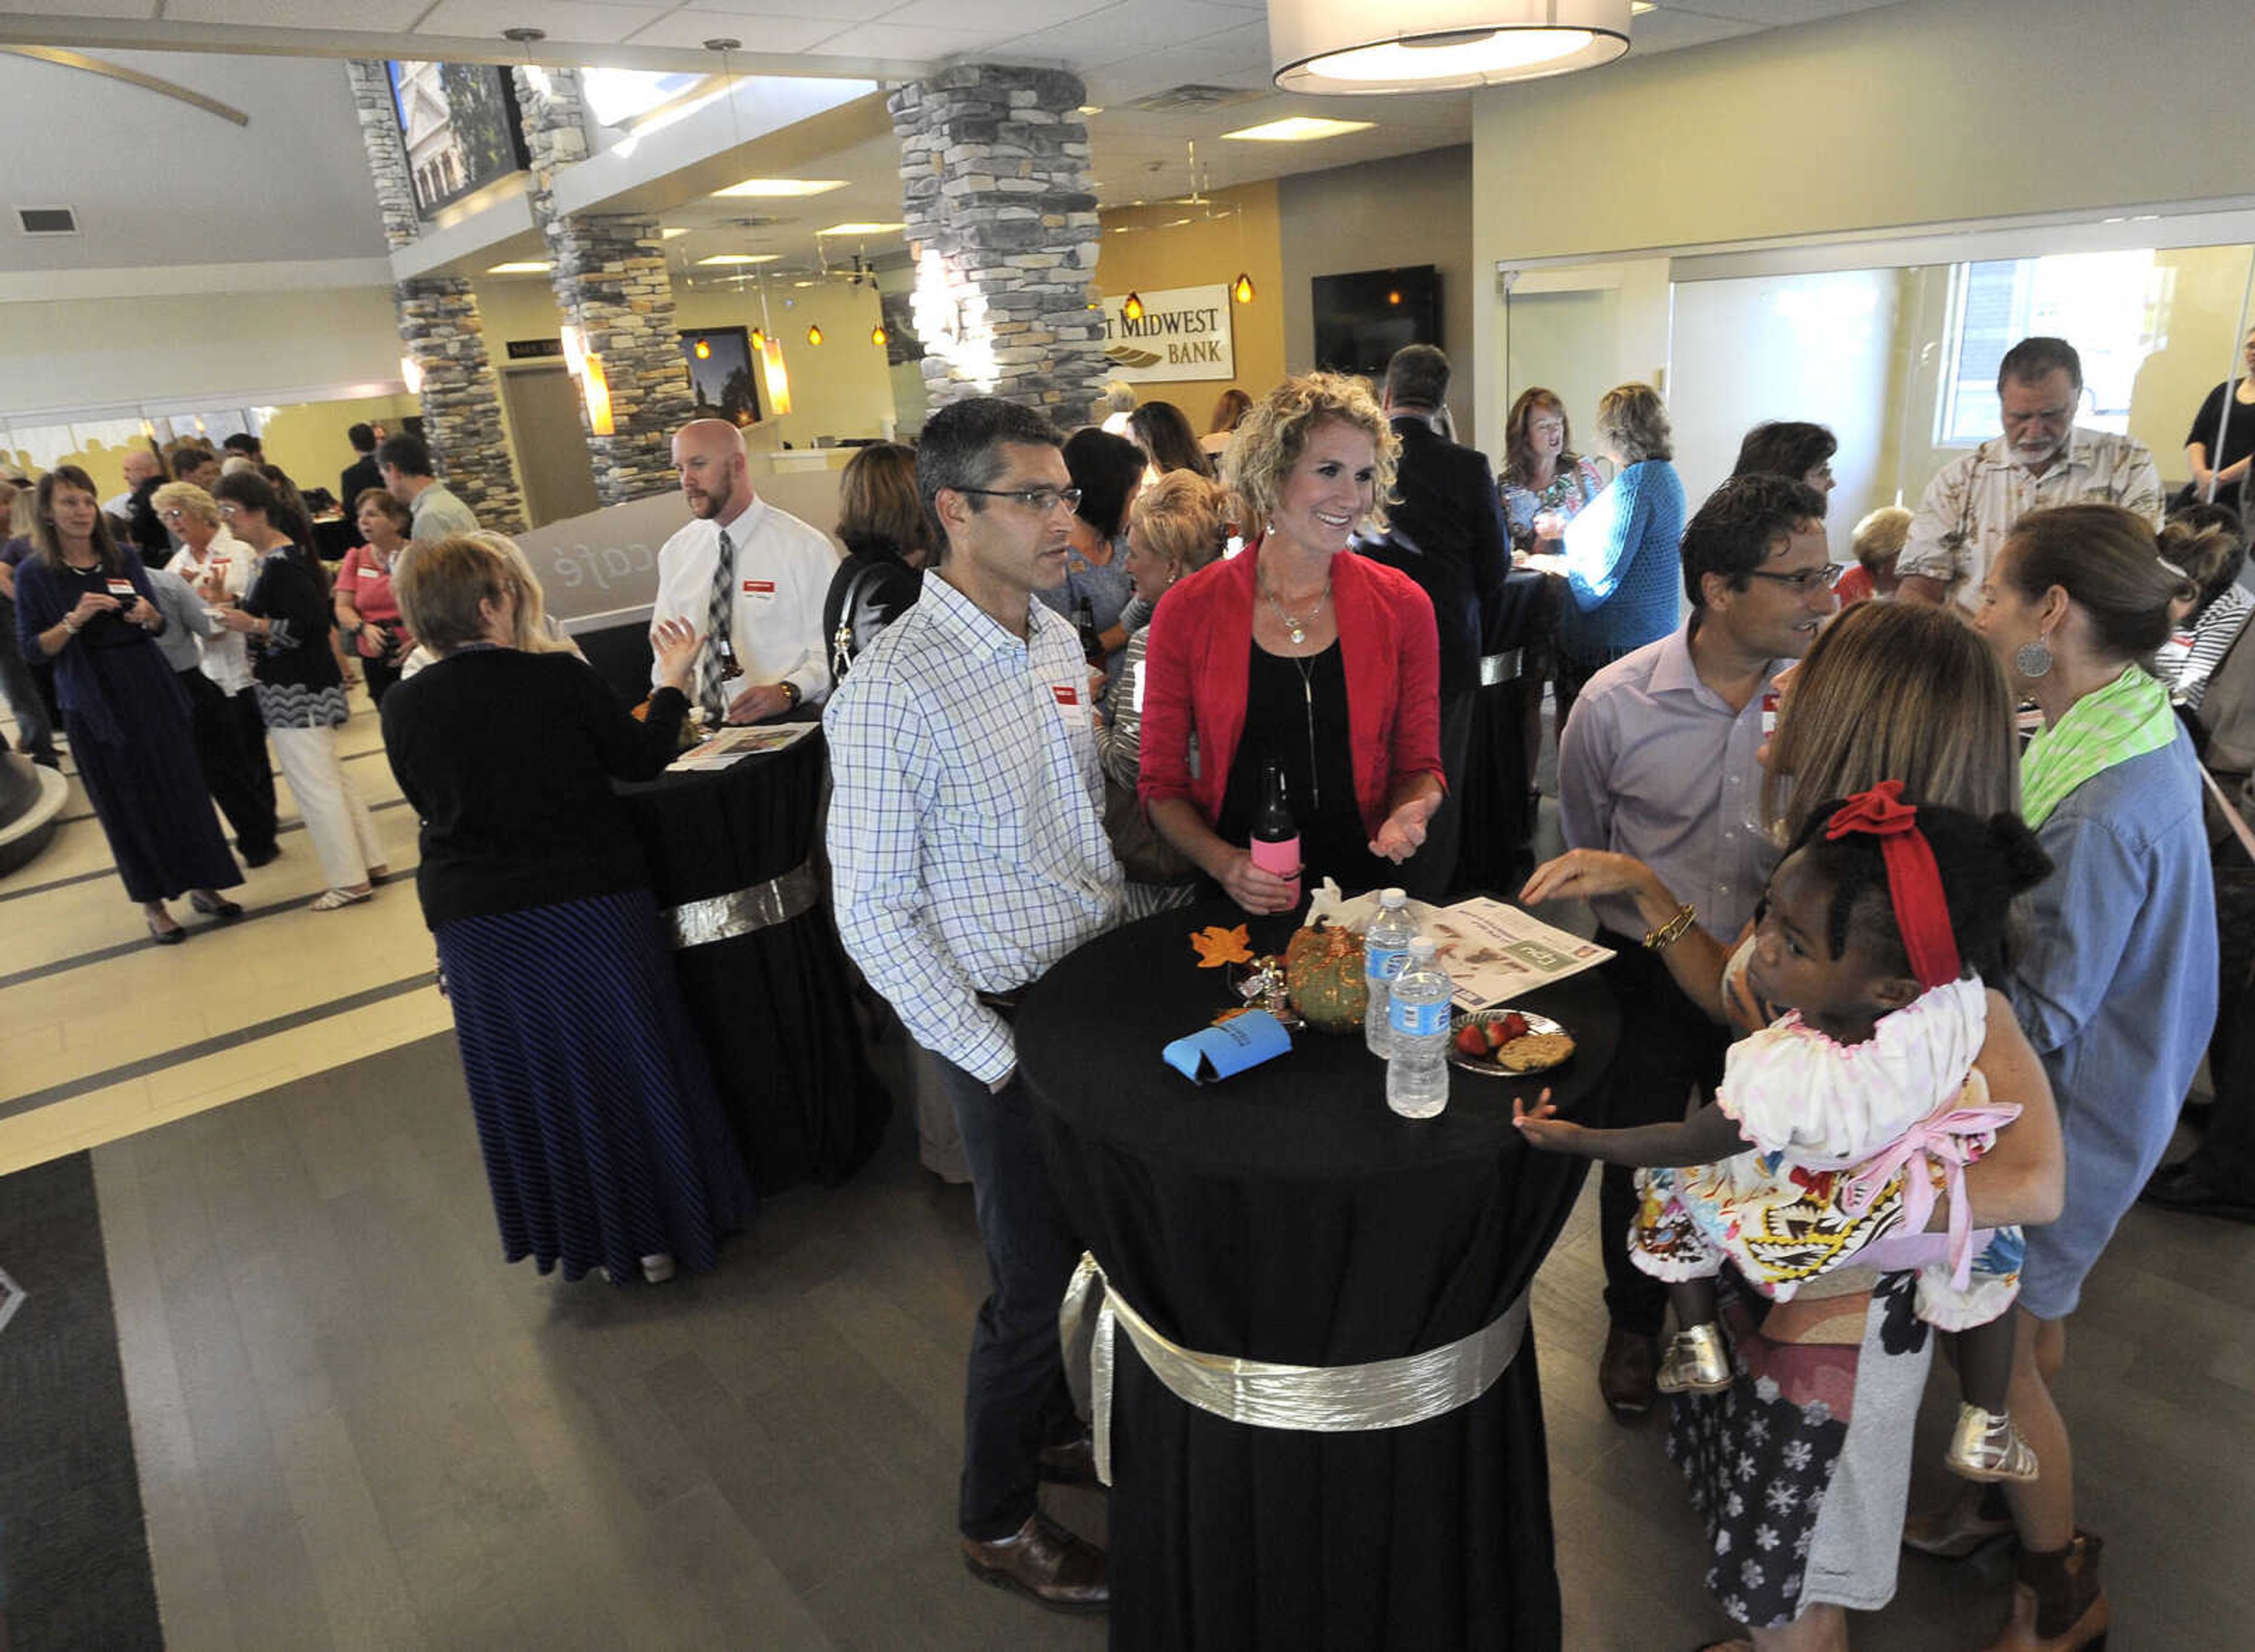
[1285,921,1368,1034]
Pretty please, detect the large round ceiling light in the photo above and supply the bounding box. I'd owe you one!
[1272,0,1630,95]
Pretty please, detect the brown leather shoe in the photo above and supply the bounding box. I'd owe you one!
[962,1513,1109,1613]
[1599,1325,1660,1418]
[1038,1432,1099,1488]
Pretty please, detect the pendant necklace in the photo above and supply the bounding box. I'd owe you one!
[1260,574,1330,647]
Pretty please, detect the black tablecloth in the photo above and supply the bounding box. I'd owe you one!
[614,725,889,1194]
[1017,900,1620,1651]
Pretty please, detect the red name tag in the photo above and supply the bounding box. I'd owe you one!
[1049,684,1079,708]
[106,578,135,598]
[741,578,776,595]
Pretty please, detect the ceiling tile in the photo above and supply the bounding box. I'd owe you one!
[997,0,1254,65]
[0,0,159,14]
[648,0,898,23]
[413,0,664,45]
[1627,9,1765,53]
[622,9,843,50]
[162,0,430,23]
[798,19,1019,56]
[876,0,1103,29]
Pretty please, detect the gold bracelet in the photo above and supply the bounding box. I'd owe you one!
[1643,903,1697,951]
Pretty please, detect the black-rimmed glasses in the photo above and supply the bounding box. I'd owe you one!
[955,485,1082,514]
[1745,563,1846,592]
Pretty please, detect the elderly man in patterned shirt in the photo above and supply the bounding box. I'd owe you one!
[1898,335,2162,608]
[826,396,1123,1614]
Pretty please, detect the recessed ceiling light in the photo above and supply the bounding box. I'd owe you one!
[712,178,847,198]
[659,227,689,239]
[1220,117,1375,142]
[486,260,552,274]
[816,221,906,236]
[697,253,781,265]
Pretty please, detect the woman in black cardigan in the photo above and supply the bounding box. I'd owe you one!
[382,533,754,1284]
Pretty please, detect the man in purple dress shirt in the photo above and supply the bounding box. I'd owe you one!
[1536,473,1836,1416]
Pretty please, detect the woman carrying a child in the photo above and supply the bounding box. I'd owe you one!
[1519,600,2072,1650]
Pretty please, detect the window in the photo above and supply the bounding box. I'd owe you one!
[1936,249,2165,444]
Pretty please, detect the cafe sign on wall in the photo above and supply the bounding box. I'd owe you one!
[1099,283,1236,382]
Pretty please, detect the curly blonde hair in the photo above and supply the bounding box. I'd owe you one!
[1222,372,1399,535]
[150,481,221,529]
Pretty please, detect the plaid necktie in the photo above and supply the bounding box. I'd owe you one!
[698,522,736,719]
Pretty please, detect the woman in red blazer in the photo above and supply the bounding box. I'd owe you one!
[1139,373,1446,914]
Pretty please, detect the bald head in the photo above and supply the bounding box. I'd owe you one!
[672,417,753,523]
[121,448,161,488]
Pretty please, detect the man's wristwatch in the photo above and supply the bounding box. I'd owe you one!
[779,680,802,711]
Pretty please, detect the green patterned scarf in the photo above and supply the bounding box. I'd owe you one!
[2020,663,2177,829]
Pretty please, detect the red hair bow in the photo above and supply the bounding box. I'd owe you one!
[1823,780,1963,990]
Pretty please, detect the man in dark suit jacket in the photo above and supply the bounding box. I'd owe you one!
[1382,345,1516,892]
[338,422,385,546]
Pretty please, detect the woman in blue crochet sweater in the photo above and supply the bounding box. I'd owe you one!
[1556,382,1687,728]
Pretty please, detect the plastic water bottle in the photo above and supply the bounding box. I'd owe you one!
[1363,887,1417,1057]
[1386,937,1454,1119]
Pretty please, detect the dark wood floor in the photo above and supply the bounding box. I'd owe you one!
[78,1010,2251,1651]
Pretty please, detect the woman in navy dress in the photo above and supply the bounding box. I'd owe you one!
[13,466,240,942]
[382,533,754,1285]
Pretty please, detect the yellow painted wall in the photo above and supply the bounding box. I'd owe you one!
[1470,0,2255,449]
[1094,180,1283,433]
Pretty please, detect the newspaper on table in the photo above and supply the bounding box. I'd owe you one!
[1423,896,1614,1010]
[667,720,818,772]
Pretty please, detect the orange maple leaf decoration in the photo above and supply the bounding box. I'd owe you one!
[1190,924,1255,968]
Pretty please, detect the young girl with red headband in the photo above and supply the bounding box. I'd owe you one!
[1517,780,2052,1481]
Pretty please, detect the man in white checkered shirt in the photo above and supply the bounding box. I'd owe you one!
[825,396,1122,1614]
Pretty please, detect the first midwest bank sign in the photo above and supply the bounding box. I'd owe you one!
[1099,282,1237,382]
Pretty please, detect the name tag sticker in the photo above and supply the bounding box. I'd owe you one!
[106,578,136,599]
[1049,682,1079,709]
[741,578,776,598]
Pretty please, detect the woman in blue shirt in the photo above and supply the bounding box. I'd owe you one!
[1935,502,2217,1652]
[1555,382,1686,729]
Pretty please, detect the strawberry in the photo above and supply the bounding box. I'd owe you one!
[1455,1024,1490,1058]
[1496,1012,1530,1044]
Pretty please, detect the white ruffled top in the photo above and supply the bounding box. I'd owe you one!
[1715,976,1988,1167]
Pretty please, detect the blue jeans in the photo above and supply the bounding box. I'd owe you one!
[930,1050,1083,1540]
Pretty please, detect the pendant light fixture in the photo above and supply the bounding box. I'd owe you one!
[807,323,823,345]
[1232,272,1257,304]
[1122,291,1145,322]
[871,322,887,347]
[1271,0,1629,95]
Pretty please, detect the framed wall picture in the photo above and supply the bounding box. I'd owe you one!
[679,326,762,425]
[388,61,533,220]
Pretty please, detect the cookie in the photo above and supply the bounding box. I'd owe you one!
[1497,1032,1574,1071]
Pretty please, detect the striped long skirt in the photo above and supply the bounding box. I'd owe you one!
[435,889,755,1283]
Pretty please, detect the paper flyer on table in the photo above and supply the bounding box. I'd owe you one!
[1425,897,1614,1009]
[668,721,817,772]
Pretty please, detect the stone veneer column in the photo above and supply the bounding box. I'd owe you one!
[512,66,694,504]
[888,66,1106,415]
[344,59,527,533]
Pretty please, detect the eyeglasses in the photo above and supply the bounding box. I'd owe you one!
[216,503,241,518]
[955,485,1082,514]
[1745,562,1846,592]
[159,508,187,521]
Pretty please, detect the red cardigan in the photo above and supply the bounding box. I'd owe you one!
[1137,540,1445,839]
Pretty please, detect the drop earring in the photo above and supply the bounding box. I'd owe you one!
[2014,632,2054,679]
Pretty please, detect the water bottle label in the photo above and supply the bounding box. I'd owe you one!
[1390,996,1450,1038]
[1365,945,1408,983]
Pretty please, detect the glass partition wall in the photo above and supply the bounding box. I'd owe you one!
[1495,224,2255,591]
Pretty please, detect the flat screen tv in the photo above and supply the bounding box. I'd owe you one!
[1311,265,1441,378]
[389,60,531,220]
